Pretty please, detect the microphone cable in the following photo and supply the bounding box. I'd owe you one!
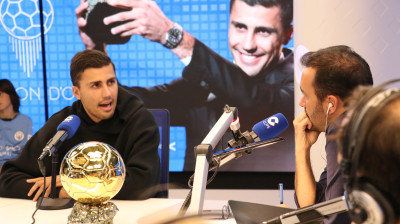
[31,160,48,224]
[177,138,223,217]
[31,184,46,224]
[31,179,47,224]
[177,157,221,216]
[178,136,285,216]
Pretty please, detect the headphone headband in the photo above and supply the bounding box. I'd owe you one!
[340,79,400,224]
[342,79,400,167]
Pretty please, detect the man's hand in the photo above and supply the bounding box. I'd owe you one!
[76,0,194,59]
[293,111,320,152]
[59,187,71,199]
[26,175,69,202]
[277,203,290,208]
[103,0,173,44]
[75,0,106,51]
[293,111,320,207]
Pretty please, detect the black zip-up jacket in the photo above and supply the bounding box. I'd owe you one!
[130,40,294,171]
[0,86,161,200]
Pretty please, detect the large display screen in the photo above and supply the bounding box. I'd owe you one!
[0,0,294,172]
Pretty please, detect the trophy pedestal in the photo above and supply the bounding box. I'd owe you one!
[67,201,118,224]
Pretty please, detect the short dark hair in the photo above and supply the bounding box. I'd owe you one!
[343,86,400,216]
[361,97,400,215]
[301,45,373,102]
[230,0,293,31]
[70,49,115,87]
[0,79,20,112]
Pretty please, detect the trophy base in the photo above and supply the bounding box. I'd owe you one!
[67,201,119,224]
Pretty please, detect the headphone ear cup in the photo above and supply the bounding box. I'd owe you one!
[339,159,352,184]
[348,178,397,224]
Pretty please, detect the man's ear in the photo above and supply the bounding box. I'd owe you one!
[283,25,293,45]
[327,95,339,115]
[72,86,80,100]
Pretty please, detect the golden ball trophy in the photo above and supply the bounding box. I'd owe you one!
[60,141,126,224]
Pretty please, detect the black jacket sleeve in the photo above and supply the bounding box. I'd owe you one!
[0,111,64,199]
[113,107,161,200]
[0,87,161,200]
[182,40,294,110]
[123,79,209,126]
[112,86,161,200]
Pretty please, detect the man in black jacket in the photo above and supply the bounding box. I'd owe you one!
[75,0,294,171]
[0,50,161,201]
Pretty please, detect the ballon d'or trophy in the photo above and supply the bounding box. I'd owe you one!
[60,141,126,224]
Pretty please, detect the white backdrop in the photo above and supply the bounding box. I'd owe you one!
[294,0,400,178]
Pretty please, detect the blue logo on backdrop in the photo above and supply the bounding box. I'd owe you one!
[0,0,245,172]
[0,0,54,77]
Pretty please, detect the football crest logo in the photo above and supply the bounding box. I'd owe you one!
[14,130,24,141]
[0,0,54,77]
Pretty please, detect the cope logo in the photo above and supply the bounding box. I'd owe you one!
[267,116,279,126]
[64,115,74,122]
[262,116,280,129]
[0,0,54,77]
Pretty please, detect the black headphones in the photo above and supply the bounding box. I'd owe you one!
[340,79,400,224]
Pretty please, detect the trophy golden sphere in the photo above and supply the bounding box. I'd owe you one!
[60,141,126,204]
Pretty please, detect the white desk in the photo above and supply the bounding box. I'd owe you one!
[0,197,235,223]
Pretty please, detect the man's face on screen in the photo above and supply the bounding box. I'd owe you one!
[228,0,291,77]
[72,63,118,123]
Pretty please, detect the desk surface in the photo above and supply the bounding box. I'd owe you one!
[0,197,235,223]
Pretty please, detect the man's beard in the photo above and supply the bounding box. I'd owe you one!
[305,108,323,132]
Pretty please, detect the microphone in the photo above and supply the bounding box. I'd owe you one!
[210,113,288,168]
[38,115,81,161]
[227,113,289,148]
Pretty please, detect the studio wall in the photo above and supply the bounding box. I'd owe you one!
[294,0,400,178]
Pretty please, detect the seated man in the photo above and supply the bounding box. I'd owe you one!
[0,50,161,201]
[293,45,373,223]
[338,83,400,224]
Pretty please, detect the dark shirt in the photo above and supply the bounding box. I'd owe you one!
[129,39,294,171]
[181,40,295,171]
[0,86,161,200]
[295,115,351,224]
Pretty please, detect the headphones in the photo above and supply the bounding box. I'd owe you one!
[327,102,333,113]
[324,102,333,131]
[340,79,400,224]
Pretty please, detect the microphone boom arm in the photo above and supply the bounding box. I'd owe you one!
[210,137,284,171]
[188,106,238,215]
[214,137,284,158]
